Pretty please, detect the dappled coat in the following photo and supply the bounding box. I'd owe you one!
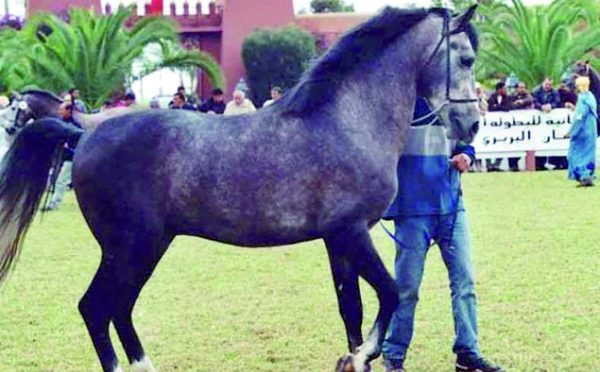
[568,90,598,182]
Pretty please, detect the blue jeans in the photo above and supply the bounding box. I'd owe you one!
[382,211,480,362]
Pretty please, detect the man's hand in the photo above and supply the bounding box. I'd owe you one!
[451,153,471,173]
[542,103,552,113]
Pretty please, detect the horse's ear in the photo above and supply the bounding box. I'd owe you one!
[455,4,477,26]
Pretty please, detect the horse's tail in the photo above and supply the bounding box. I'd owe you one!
[0,117,83,284]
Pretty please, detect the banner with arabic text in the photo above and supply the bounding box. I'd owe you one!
[473,108,575,153]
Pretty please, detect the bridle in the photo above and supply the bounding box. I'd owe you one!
[0,96,35,135]
[413,9,478,125]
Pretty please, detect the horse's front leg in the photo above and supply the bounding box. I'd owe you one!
[325,224,398,372]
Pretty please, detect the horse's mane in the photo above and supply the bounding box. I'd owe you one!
[20,89,62,103]
[279,7,478,116]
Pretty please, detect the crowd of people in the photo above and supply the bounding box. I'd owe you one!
[150,85,284,116]
[477,76,583,172]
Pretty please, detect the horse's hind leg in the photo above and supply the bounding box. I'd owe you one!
[325,224,398,372]
[112,233,173,372]
[78,258,122,372]
[80,216,172,372]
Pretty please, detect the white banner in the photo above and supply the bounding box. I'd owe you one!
[473,108,577,154]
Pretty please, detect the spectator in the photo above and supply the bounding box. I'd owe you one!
[475,82,488,115]
[150,99,161,109]
[101,100,113,111]
[502,81,535,171]
[487,81,511,112]
[511,81,534,110]
[263,86,283,107]
[124,92,137,107]
[0,95,8,108]
[533,77,561,170]
[485,82,510,171]
[198,88,226,114]
[565,76,597,187]
[224,90,256,116]
[382,98,505,372]
[170,92,196,111]
[533,77,560,113]
[170,86,196,109]
[558,79,577,109]
[43,102,82,211]
[111,91,127,107]
[69,88,88,113]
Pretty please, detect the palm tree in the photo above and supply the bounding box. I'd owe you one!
[134,39,224,90]
[475,0,600,88]
[0,6,224,109]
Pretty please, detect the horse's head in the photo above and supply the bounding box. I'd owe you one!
[0,90,62,135]
[574,60,590,77]
[417,6,480,143]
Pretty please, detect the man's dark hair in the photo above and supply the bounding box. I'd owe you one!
[211,88,224,96]
[271,86,282,94]
[174,92,186,101]
[495,81,505,91]
[125,92,136,101]
[68,88,78,95]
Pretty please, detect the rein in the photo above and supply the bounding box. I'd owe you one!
[412,9,477,126]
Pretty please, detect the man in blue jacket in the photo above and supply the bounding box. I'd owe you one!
[381,99,505,372]
[44,101,83,211]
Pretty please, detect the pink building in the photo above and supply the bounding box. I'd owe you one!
[26,0,368,98]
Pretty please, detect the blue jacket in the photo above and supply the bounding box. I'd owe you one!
[61,116,82,162]
[532,88,560,110]
[383,99,475,219]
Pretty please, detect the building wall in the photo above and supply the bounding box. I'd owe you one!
[26,0,368,100]
[27,0,101,16]
[220,0,295,97]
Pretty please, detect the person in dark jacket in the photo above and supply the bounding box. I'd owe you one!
[533,78,561,169]
[198,88,226,114]
[170,92,196,111]
[533,77,560,113]
[44,101,83,211]
[486,82,511,171]
[487,81,512,112]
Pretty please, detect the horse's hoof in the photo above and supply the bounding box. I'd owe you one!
[335,354,371,372]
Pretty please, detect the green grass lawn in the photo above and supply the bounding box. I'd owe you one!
[0,170,598,372]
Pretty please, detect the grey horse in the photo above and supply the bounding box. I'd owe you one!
[0,6,480,372]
